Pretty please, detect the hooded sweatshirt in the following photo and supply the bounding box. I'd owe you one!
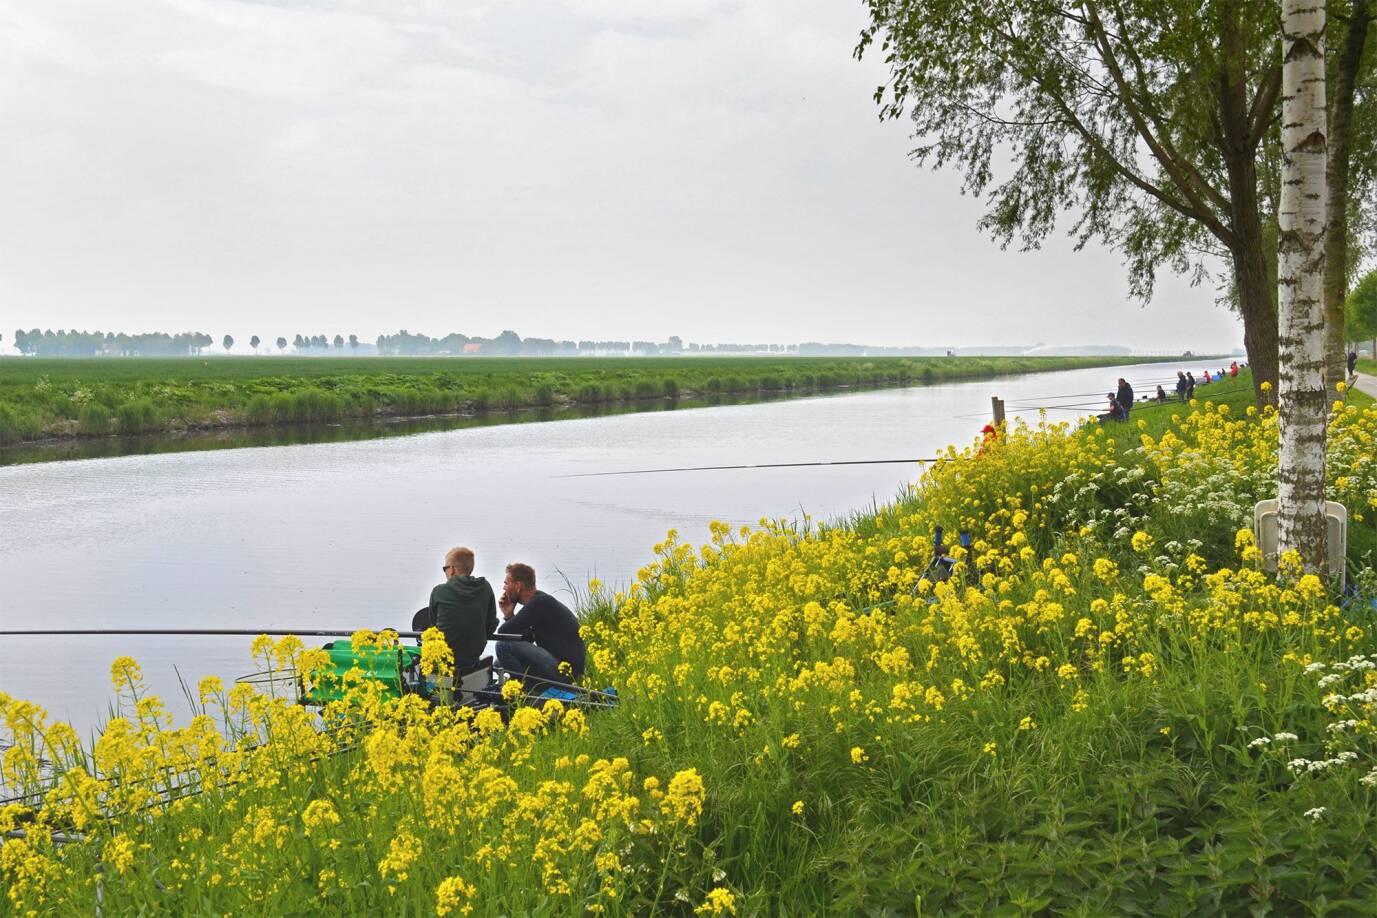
[427,575,498,668]
[1116,380,1134,413]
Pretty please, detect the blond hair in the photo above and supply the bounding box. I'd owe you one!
[444,546,475,575]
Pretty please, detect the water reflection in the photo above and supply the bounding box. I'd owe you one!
[0,387,863,466]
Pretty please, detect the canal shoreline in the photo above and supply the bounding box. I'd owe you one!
[0,354,1205,464]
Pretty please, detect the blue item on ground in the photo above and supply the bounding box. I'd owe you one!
[537,686,581,702]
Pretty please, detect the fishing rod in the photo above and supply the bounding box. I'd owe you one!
[0,628,532,642]
[559,373,1253,479]
[1006,375,1192,402]
[1007,377,1241,406]
[554,457,950,479]
[1010,378,1252,411]
[1010,382,1178,402]
[1030,404,1121,412]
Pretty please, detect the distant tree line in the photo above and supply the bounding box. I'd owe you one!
[9,327,1087,359]
[374,329,616,356]
[373,330,798,356]
[12,329,215,356]
[286,334,360,353]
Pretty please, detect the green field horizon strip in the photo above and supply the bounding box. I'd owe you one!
[0,354,1185,451]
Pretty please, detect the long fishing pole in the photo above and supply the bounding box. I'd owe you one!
[558,372,1252,479]
[0,628,531,641]
[554,457,949,479]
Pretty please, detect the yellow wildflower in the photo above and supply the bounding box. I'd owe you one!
[436,876,477,916]
[695,888,738,916]
[378,826,422,883]
[662,768,706,826]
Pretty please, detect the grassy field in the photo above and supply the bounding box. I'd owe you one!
[0,354,1164,447]
[3,377,1376,914]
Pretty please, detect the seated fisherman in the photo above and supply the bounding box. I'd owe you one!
[423,546,498,672]
[496,562,586,686]
[1098,392,1125,423]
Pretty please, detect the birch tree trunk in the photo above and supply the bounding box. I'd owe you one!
[1278,0,1330,569]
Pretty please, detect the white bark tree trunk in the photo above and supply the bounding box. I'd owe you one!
[1277,0,1329,570]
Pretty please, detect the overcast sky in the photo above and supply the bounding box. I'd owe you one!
[0,0,1246,352]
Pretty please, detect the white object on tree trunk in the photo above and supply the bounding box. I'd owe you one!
[1253,499,1347,581]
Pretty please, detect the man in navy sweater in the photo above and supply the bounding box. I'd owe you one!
[497,562,586,686]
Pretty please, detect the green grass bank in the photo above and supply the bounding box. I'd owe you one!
[0,355,1171,449]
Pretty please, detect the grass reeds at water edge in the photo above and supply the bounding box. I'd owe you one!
[3,378,1377,913]
[0,354,1174,448]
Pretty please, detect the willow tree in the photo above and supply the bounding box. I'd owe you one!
[1277,0,1328,567]
[858,1,1298,401]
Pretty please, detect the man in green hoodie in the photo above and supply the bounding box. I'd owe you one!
[424,546,498,672]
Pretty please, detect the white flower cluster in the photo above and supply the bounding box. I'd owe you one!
[1046,461,1157,539]
[1153,459,1262,533]
[1322,684,1377,711]
[1266,654,1377,791]
[1313,655,1377,713]
[1324,654,1377,673]
[1288,751,1360,776]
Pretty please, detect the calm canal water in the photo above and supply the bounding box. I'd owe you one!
[0,362,1184,736]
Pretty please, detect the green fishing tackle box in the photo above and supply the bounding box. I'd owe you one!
[300,641,423,705]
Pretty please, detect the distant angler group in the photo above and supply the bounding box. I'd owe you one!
[1098,361,1240,424]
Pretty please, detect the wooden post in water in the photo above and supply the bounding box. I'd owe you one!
[991,396,1006,428]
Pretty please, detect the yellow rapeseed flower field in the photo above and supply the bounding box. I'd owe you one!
[3,388,1377,913]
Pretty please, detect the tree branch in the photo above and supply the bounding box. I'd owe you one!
[955,101,1066,129]
[1082,0,1235,243]
[975,8,1213,234]
[1247,64,1283,147]
[1103,0,1233,214]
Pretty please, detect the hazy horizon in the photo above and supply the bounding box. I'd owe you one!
[1,0,1246,353]
[0,327,1237,358]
